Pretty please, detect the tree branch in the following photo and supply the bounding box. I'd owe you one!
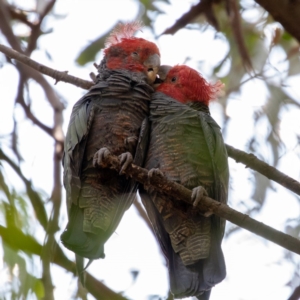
[0,0,22,52]
[226,144,300,196]
[0,44,93,90]
[7,4,35,29]
[227,0,253,71]
[254,0,300,43]
[15,76,54,137]
[98,153,300,256]
[161,0,219,35]
[26,0,56,56]
[288,285,300,300]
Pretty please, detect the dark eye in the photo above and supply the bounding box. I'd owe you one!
[171,77,177,82]
[132,52,138,57]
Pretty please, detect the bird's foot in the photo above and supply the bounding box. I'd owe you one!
[191,186,212,216]
[145,168,163,192]
[118,152,133,175]
[191,186,208,207]
[124,136,138,153]
[148,168,164,179]
[93,147,111,168]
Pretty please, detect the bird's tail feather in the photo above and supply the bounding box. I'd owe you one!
[141,192,218,299]
[61,204,105,259]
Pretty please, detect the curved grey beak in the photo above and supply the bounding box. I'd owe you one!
[144,53,161,84]
[158,65,172,81]
[153,65,172,88]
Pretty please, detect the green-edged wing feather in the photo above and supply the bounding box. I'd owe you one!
[63,96,94,210]
[198,111,229,238]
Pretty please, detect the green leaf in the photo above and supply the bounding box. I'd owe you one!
[33,279,45,299]
[0,225,42,255]
[76,24,116,66]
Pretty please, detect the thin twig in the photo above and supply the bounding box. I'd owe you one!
[0,0,22,52]
[98,153,300,256]
[26,0,56,56]
[227,0,253,71]
[7,4,35,28]
[15,76,54,137]
[160,0,218,36]
[0,44,94,89]
[226,144,300,196]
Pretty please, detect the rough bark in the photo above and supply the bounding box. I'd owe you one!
[254,0,300,43]
[226,144,300,196]
[0,43,93,90]
[97,153,300,256]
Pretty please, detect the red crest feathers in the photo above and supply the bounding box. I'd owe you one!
[209,80,225,100]
[157,65,225,105]
[105,21,143,48]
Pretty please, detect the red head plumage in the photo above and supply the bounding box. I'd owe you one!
[156,65,224,105]
[103,21,160,82]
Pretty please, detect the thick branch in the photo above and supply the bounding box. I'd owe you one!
[288,285,300,300]
[254,0,300,43]
[226,144,300,196]
[99,154,300,256]
[0,44,93,90]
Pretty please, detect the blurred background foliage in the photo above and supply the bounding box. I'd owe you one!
[0,0,300,299]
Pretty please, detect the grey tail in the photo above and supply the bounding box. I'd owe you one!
[197,289,211,300]
[76,254,85,286]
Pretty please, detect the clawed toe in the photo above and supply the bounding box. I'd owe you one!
[124,136,138,153]
[148,168,164,179]
[118,152,133,175]
[145,168,163,192]
[191,186,208,207]
[93,147,111,168]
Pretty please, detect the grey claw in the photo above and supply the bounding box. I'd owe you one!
[148,168,164,179]
[93,147,111,168]
[145,168,163,193]
[118,152,133,174]
[124,136,138,153]
[191,186,208,207]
